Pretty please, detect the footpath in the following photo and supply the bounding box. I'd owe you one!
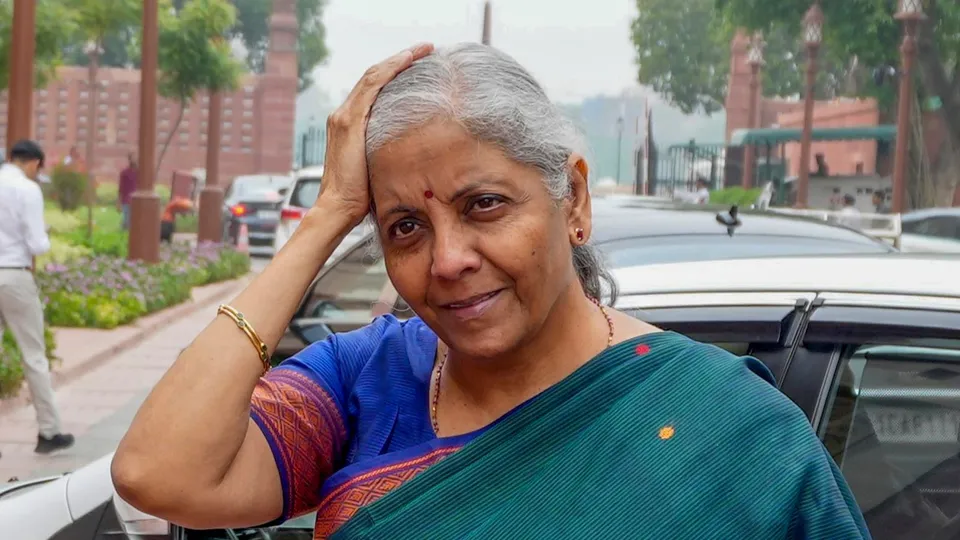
[0,271,256,482]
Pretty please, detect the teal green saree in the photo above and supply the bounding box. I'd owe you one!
[331,332,870,539]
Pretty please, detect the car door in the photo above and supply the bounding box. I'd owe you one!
[783,292,960,540]
[278,236,396,358]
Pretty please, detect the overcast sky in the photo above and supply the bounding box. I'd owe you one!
[310,0,639,105]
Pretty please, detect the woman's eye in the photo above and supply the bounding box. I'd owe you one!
[390,220,420,239]
[470,196,503,212]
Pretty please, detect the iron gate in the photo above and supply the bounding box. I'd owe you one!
[648,142,727,197]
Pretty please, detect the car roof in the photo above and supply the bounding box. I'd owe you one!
[612,253,960,298]
[589,197,890,248]
[295,166,324,180]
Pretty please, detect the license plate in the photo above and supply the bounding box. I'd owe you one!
[866,406,960,443]
[258,210,279,220]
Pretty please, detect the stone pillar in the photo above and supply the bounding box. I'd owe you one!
[255,0,298,173]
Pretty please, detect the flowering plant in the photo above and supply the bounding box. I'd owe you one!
[37,242,250,329]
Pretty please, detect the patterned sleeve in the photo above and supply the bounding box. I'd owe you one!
[250,337,350,522]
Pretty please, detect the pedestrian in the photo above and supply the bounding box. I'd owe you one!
[160,195,195,243]
[0,140,75,456]
[829,187,844,211]
[838,194,862,229]
[118,153,138,230]
[872,191,890,214]
[113,43,869,539]
[693,176,711,204]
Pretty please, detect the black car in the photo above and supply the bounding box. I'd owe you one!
[275,198,895,357]
[221,174,292,254]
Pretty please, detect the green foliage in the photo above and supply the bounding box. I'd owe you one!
[175,212,199,233]
[66,0,141,41]
[154,0,243,173]
[715,0,960,117]
[630,0,863,115]
[631,0,730,114]
[0,326,59,399]
[96,183,119,206]
[51,165,89,211]
[710,186,764,206]
[38,243,250,329]
[231,0,329,91]
[0,0,76,89]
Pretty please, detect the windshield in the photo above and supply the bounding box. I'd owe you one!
[231,177,287,198]
[599,234,892,268]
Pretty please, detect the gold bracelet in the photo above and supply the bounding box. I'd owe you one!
[217,304,271,375]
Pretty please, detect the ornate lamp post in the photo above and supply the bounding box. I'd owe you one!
[742,33,764,189]
[891,0,925,213]
[83,40,104,238]
[796,2,823,208]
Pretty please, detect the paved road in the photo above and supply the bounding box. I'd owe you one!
[1,255,271,482]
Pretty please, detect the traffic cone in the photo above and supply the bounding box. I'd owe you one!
[236,223,250,253]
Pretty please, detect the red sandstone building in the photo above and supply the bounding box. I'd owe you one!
[0,0,297,186]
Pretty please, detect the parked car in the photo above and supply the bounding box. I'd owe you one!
[900,207,960,253]
[275,197,896,356]
[221,173,292,256]
[6,254,957,540]
[273,166,372,264]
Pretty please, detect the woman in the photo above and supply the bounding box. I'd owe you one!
[112,43,869,539]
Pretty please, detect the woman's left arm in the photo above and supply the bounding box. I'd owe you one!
[787,445,872,539]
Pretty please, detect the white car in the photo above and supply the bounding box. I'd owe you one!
[6,254,960,540]
[274,165,370,262]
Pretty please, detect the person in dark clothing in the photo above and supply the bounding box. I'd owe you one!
[118,153,138,230]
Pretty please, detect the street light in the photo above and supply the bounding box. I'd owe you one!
[891,0,925,213]
[616,103,625,184]
[743,33,764,190]
[796,2,823,208]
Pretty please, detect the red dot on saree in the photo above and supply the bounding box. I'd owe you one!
[635,344,651,355]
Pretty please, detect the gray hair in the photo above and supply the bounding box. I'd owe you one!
[366,43,617,304]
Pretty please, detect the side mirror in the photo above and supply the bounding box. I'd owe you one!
[278,187,289,196]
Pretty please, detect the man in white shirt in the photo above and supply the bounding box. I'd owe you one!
[0,140,74,455]
[837,194,862,230]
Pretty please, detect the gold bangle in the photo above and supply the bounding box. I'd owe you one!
[217,304,271,375]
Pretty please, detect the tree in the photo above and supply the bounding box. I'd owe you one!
[229,0,329,91]
[71,0,329,92]
[717,0,960,204]
[0,0,76,89]
[630,0,854,115]
[153,0,243,174]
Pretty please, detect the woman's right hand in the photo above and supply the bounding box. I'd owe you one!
[317,42,435,226]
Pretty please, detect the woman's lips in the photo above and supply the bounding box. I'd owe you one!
[441,290,503,321]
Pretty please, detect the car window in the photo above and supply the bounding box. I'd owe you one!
[820,342,960,539]
[303,239,390,322]
[902,217,960,240]
[291,177,322,208]
[598,235,890,268]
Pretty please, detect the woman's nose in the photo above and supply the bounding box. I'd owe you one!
[430,225,482,281]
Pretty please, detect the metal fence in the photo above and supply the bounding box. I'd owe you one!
[648,142,727,197]
[296,126,326,169]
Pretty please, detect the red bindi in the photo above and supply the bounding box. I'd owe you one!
[424,190,434,199]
